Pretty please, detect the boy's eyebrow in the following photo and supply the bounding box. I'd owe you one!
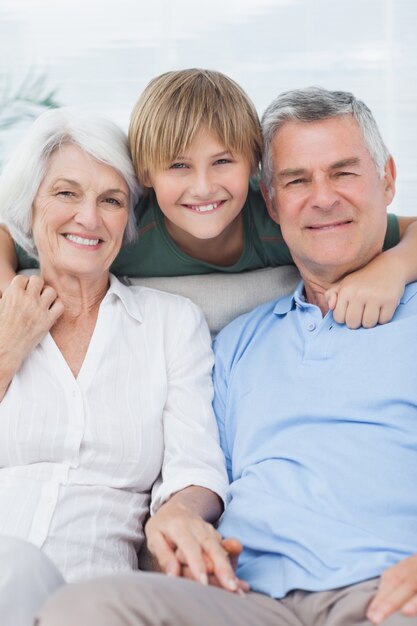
[173,149,233,160]
[212,150,233,157]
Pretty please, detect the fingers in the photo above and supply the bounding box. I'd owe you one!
[366,557,417,624]
[325,287,338,312]
[367,584,415,624]
[0,274,63,370]
[182,565,249,595]
[326,269,403,329]
[169,526,237,589]
[199,533,239,591]
[402,595,417,617]
[327,292,397,329]
[146,532,181,577]
[176,537,246,593]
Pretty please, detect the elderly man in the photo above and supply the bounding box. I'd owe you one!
[37,88,417,626]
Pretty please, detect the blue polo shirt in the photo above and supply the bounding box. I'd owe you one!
[213,281,417,599]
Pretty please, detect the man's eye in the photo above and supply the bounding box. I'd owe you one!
[287,178,305,186]
[335,171,354,177]
[169,162,187,170]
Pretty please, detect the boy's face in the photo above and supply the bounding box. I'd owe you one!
[147,128,251,243]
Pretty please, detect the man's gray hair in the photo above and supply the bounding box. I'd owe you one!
[0,107,141,259]
[261,86,390,197]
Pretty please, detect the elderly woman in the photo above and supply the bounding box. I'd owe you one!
[0,108,235,626]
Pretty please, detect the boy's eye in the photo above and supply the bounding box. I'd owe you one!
[214,158,232,165]
[169,162,188,170]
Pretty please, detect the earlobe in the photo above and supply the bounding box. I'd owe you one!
[260,181,280,224]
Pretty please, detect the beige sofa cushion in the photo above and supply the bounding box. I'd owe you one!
[125,265,300,337]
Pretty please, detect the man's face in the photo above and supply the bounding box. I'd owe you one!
[262,115,396,284]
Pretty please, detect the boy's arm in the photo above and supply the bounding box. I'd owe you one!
[0,225,18,291]
[326,215,417,328]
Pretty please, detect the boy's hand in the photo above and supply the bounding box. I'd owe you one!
[145,499,241,593]
[0,275,63,398]
[366,554,417,624]
[325,254,404,329]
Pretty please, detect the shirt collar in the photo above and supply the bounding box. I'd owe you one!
[101,274,144,323]
[273,280,306,315]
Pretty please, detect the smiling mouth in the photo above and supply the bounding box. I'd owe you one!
[183,201,225,213]
[64,234,102,246]
[308,220,352,230]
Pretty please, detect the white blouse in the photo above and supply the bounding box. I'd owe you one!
[0,275,228,582]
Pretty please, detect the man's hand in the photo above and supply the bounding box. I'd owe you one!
[0,275,63,399]
[325,253,404,329]
[366,554,417,624]
[145,491,242,593]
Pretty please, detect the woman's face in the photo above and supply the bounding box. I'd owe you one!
[32,143,130,279]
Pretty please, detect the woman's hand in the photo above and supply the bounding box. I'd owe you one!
[145,487,243,593]
[178,537,249,595]
[0,274,63,399]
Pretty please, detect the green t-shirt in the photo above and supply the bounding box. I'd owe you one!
[15,178,400,277]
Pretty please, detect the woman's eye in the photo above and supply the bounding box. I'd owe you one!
[104,197,123,207]
[56,190,74,197]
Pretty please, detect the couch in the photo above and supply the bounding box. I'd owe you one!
[125,265,300,338]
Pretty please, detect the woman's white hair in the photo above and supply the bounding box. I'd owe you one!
[0,107,141,259]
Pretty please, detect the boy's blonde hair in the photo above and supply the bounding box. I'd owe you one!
[129,68,262,184]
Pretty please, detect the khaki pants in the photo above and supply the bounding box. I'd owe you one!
[37,571,417,626]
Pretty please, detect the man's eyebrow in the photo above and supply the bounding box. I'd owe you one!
[276,168,307,180]
[330,158,361,169]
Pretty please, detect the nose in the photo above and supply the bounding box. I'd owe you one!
[189,168,217,198]
[74,197,101,230]
[309,177,339,212]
